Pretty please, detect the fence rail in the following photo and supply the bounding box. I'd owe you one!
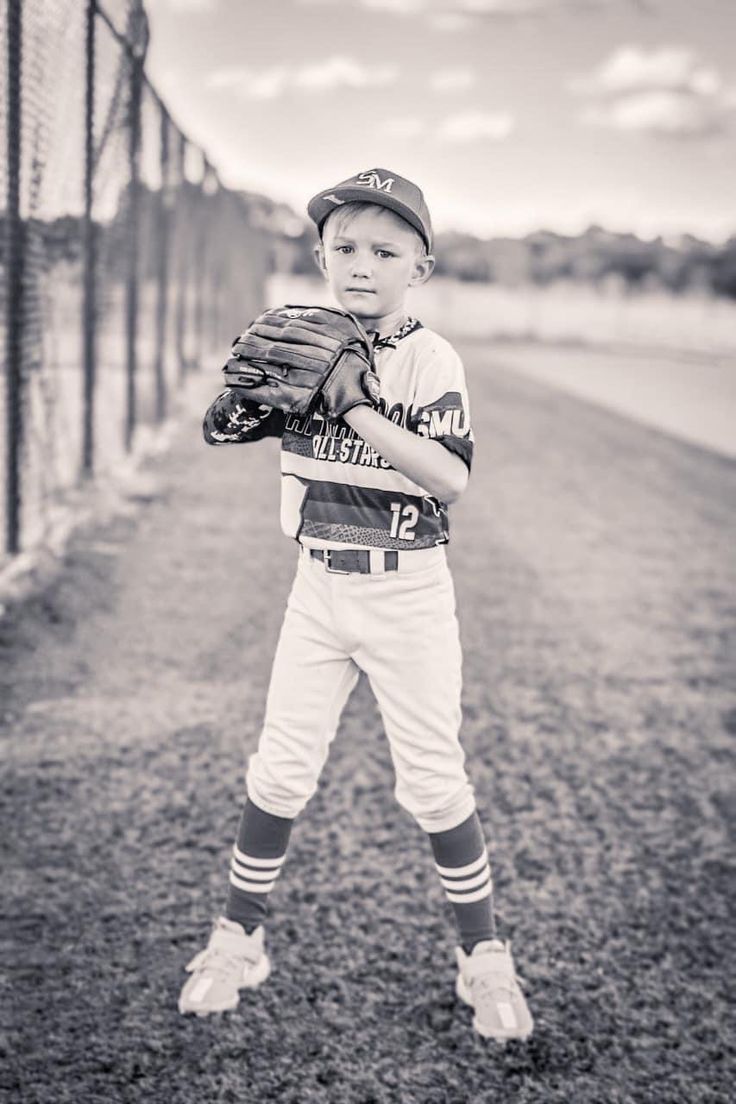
[1,0,270,560]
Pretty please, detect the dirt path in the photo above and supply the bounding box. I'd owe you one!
[2,359,734,1103]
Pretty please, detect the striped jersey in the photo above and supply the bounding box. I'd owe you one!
[203,318,474,552]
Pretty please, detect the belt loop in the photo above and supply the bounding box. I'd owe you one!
[368,548,385,575]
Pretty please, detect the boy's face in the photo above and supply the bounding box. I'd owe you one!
[316,206,434,324]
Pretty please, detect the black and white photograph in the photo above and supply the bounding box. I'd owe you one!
[1,0,734,1100]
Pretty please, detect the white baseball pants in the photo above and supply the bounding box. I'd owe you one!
[246,545,476,833]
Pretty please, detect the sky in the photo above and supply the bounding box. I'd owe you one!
[144,0,736,243]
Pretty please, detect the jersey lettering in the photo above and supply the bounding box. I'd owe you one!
[413,392,470,440]
[384,401,405,426]
[419,408,470,438]
[389,502,419,541]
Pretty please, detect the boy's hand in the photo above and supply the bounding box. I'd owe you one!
[222,305,379,419]
[320,355,380,419]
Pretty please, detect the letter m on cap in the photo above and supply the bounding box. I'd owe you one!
[356,171,394,193]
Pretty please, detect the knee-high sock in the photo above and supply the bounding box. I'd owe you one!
[428,811,496,952]
[225,798,293,932]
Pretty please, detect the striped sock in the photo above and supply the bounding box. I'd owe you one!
[428,811,496,952]
[225,799,293,932]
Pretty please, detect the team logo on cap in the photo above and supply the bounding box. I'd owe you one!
[355,170,394,193]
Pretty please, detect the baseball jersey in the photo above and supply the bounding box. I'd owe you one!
[203,318,474,552]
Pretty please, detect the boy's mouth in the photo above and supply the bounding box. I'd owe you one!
[345,287,375,294]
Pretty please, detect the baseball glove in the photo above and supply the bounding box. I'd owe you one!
[222,305,380,419]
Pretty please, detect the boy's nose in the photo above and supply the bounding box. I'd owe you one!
[350,256,373,278]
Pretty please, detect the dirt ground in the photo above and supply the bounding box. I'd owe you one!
[2,344,734,1103]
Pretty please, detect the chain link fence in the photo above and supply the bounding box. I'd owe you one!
[1,0,270,561]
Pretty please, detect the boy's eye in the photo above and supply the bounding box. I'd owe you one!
[336,245,353,254]
[376,250,395,259]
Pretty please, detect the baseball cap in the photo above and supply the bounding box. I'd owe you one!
[307,168,433,253]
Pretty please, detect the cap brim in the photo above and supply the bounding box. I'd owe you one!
[307,187,431,252]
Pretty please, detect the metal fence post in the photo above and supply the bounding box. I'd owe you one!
[4,0,23,555]
[192,162,209,372]
[81,0,96,476]
[209,184,224,351]
[153,103,171,421]
[174,131,188,380]
[124,18,145,452]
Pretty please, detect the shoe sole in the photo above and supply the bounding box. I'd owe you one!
[178,954,272,1016]
[455,973,533,1043]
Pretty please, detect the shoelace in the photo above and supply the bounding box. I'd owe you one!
[473,974,518,1001]
[471,956,526,1001]
[192,944,253,979]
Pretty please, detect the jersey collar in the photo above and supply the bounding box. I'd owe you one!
[369,317,423,350]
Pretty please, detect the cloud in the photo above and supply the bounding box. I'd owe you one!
[456,0,625,12]
[296,56,397,90]
[298,0,636,23]
[207,56,397,100]
[377,108,514,142]
[160,0,216,10]
[411,0,643,20]
[458,0,564,12]
[430,67,476,92]
[570,45,721,98]
[296,0,424,8]
[363,0,635,13]
[360,0,425,10]
[581,91,731,138]
[427,12,473,30]
[572,45,736,139]
[208,65,288,100]
[437,110,515,141]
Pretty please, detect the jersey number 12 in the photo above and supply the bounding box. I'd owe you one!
[389,502,419,541]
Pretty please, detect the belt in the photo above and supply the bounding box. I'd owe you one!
[309,548,398,574]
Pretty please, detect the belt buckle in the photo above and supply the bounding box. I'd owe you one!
[324,549,350,574]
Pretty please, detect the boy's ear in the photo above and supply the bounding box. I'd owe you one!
[313,242,327,278]
[409,253,435,288]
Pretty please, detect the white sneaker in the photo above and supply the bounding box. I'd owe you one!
[456,939,534,1042]
[178,917,271,1016]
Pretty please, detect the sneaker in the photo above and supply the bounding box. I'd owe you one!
[178,917,271,1016]
[455,939,534,1042]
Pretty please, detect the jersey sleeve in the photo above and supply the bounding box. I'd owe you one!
[408,340,474,471]
[203,389,287,445]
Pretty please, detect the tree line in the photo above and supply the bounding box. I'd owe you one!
[281,221,736,299]
[3,189,735,300]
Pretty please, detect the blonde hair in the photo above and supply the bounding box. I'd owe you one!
[322,201,427,258]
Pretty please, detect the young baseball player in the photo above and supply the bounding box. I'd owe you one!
[178,168,534,1041]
